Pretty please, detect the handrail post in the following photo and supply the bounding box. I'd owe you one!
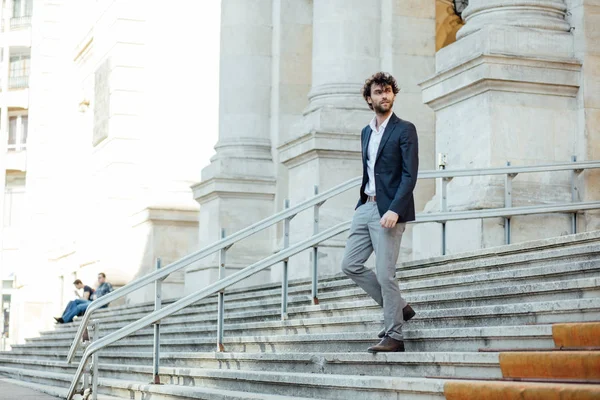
[504,161,516,245]
[282,199,290,320]
[82,363,89,397]
[80,320,100,400]
[217,229,226,352]
[571,155,582,234]
[438,154,448,255]
[312,185,321,305]
[91,321,99,400]
[78,320,100,400]
[440,177,450,255]
[152,258,162,384]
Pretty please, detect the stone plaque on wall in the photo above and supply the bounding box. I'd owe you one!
[93,58,111,146]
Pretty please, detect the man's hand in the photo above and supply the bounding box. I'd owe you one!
[380,210,399,228]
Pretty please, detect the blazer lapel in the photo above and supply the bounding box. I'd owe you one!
[375,114,399,162]
[363,126,372,164]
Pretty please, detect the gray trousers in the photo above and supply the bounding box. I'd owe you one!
[341,201,407,341]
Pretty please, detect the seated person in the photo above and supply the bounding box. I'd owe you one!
[54,279,94,324]
[91,272,114,308]
[54,273,114,323]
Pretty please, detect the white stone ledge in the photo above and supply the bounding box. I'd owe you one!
[420,54,581,110]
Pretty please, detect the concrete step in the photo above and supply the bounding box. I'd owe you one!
[397,230,600,276]
[2,231,599,400]
[11,297,599,354]
[0,351,502,380]
[47,258,598,337]
[36,276,600,344]
[45,242,600,334]
[12,298,600,354]
[0,364,447,400]
[398,243,600,282]
[2,325,557,357]
[314,276,600,311]
[401,259,600,295]
[42,274,600,342]
[0,367,315,400]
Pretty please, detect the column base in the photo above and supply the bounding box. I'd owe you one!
[189,168,276,294]
[124,204,199,304]
[278,105,366,281]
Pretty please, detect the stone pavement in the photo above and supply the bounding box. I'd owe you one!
[0,378,59,399]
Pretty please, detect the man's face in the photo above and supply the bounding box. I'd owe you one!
[97,275,105,285]
[74,283,83,290]
[368,83,395,114]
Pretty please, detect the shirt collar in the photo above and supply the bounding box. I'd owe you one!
[369,113,393,133]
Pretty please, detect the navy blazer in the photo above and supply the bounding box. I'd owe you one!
[355,113,419,222]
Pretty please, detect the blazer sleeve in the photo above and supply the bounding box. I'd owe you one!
[389,123,419,215]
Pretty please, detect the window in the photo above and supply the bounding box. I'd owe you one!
[6,114,28,151]
[3,188,25,228]
[2,298,10,340]
[21,116,27,144]
[12,0,32,18]
[9,52,30,88]
[10,0,32,29]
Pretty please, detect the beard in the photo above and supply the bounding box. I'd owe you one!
[373,100,393,114]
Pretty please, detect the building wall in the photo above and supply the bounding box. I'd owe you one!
[1,0,599,345]
[0,0,35,347]
[3,0,220,344]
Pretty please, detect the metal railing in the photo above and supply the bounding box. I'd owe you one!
[9,15,31,29]
[6,143,26,152]
[65,159,600,399]
[8,75,29,89]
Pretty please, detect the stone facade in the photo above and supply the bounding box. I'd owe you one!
[414,0,598,258]
[1,0,599,345]
[1,0,220,345]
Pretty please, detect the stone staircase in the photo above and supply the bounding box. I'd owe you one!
[1,231,600,399]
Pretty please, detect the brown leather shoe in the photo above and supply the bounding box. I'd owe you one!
[368,336,405,353]
[378,304,416,338]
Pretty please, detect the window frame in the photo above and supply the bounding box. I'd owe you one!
[6,111,28,151]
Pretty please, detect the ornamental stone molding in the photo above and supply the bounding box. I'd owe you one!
[457,0,571,40]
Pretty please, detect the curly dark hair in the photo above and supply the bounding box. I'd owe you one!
[362,72,400,110]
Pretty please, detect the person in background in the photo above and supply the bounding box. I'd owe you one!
[54,280,94,324]
[91,272,114,308]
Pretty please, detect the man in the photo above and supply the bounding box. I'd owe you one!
[91,272,114,308]
[341,72,419,353]
[54,279,94,324]
[54,273,114,323]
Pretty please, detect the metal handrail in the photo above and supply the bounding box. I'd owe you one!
[65,160,600,399]
[9,15,31,29]
[66,221,352,399]
[418,160,600,178]
[66,176,361,363]
[418,201,600,222]
[64,198,600,399]
[66,159,600,363]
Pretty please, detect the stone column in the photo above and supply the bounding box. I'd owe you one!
[566,0,600,231]
[188,0,276,292]
[415,0,581,258]
[278,0,382,280]
[277,0,437,279]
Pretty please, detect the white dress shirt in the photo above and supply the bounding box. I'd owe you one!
[364,113,393,197]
